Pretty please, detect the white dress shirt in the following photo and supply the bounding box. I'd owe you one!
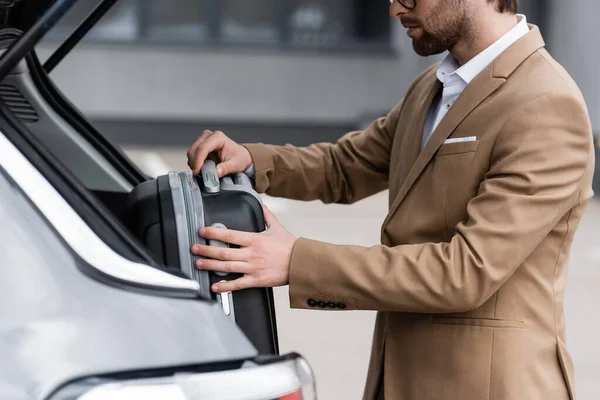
[421,14,530,149]
[244,14,530,178]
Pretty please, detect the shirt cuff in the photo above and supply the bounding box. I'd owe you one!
[244,164,256,179]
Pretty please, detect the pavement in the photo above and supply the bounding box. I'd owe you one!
[124,146,600,400]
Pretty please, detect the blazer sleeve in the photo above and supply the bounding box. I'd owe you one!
[287,93,594,313]
[241,100,403,205]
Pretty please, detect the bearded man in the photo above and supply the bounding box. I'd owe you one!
[186,1,595,399]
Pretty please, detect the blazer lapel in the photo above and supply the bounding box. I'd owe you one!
[383,68,505,228]
[392,75,442,191]
[382,24,547,230]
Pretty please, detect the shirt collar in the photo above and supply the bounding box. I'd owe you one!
[437,14,530,85]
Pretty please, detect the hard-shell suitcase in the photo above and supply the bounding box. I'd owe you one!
[124,160,279,355]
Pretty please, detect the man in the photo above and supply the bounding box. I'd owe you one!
[187,0,595,399]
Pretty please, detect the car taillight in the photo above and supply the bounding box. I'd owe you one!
[51,353,317,400]
[176,353,316,400]
[279,390,304,400]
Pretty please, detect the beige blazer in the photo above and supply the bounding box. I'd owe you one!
[243,25,595,400]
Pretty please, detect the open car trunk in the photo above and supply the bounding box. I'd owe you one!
[2,0,53,32]
[0,0,280,355]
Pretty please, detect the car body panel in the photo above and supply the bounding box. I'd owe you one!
[0,145,258,400]
[0,3,283,399]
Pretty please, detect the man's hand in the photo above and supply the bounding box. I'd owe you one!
[191,205,297,293]
[187,130,253,177]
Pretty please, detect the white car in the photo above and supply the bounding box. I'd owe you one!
[0,1,317,399]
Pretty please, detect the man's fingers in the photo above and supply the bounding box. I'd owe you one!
[191,244,249,261]
[215,160,236,178]
[195,258,248,274]
[188,131,226,175]
[191,146,214,175]
[211,276,257,293]
[187,131,212,161]
[199,226,254,247]
[187,130,212,171]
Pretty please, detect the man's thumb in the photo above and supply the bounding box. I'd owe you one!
[262,204,279,229]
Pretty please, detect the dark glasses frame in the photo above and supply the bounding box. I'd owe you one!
[389,0,416,9]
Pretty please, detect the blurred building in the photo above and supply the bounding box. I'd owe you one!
[35,0,597,148]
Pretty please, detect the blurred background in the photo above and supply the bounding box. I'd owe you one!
[35,0,599,399]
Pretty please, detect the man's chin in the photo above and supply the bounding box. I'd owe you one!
[412,39,447,57]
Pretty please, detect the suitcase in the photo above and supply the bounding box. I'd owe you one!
[124,160,279,355]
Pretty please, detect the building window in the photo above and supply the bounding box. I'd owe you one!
[46,0,391,50]
[288,0,353,47]
[220,0,279,43]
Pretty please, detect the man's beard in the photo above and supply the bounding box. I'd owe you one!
[409,0,472,57]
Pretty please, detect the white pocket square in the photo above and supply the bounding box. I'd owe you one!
[444,136,477,144]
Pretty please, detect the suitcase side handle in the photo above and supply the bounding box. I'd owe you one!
[219,173,264,207]
[208,223,230,278]
[208,223,236,323]
[201,160,221,193]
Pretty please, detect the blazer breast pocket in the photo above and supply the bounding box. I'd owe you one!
[436,139,480,156]
[431,138,483,240]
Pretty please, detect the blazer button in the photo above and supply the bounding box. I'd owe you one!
[337,303,347,310]
[317,301,327,308]
[307,298,317,307]
[327,302,337,309]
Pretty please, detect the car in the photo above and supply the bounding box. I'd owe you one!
[0,0,317,399]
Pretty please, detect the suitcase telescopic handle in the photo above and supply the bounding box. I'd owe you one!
[201,160,221,193]
[200,160,256,192]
